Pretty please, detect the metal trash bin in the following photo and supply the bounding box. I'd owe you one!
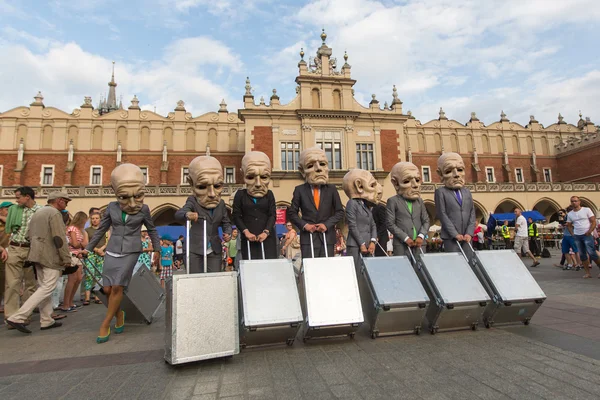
[361,254,430,338]
[412,247,489,334]
[239,242,303,348]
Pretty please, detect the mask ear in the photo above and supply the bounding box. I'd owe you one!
[298,164,306,179]
[436,167,443,178]
[390,176,399,190]
[186,176,194,187]
[354,178,364,194]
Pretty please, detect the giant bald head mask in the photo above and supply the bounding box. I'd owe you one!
[188,156,224,209]
[298,146,329,185]
[342,169,383,204]
[437,152,466,189]
[390,162,422,200]
[242,151,271,198]
[111,163,146,215]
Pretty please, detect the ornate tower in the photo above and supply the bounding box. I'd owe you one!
[100,61,119,115]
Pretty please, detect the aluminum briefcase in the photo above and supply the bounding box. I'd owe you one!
[164,220,239,365]
[82,257,164,324]
[239,242,303,348]
[301,233,363,342]
[361,255,430,338]
[462,244,546,328]
[412,248,489,334]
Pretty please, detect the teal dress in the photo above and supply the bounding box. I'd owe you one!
[138,238,152,269]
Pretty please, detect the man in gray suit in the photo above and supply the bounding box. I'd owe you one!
[343,169,382,272]
[175,156,231,273]
[434,152,476,253]
[386,162,430,256]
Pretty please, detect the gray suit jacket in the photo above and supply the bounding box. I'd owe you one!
[345,199,376,248]
[174,196,232,255]
[386,195,430,246]
[87,202,160,254]
[434,186,476,240]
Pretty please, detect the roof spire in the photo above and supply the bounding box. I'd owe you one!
[104,61,118,113]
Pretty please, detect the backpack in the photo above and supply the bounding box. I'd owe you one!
[541,248,551,258]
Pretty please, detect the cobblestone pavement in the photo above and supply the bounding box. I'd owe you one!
[0,252,599,400]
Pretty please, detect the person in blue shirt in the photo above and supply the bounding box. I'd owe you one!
[160,239,174,288]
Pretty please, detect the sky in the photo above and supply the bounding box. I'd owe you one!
[1,0,599,127]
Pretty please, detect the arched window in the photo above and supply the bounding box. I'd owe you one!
[41,125,53,149]
[332,90,341,110]
[92,126,103,150]
[163,127,173,150]
[526,136,533,154]
[17,124,27,147]
[140,127,150,150]
[541,136,549,155]
[466,134,473,153]
[228,129,238,151]
[67,125,78,149]
[311,88,320,109]
[450,134,458,153]
[434,133,442,152]
[208,128,217,150]
[117,126,127,149]
[482,135,490,153]
[185,128,195,150]
[417,132,425,152]
[496,135,504,153]
[511,135,520,154]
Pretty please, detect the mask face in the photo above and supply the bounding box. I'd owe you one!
[438,154,466,189]
[392,165,422,200]
[189,167,224,209]
[300,149,329,185]
[115,183,145,214]
[358,174,383,204]
[244,161,271,198]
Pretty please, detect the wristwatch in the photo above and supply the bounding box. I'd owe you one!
[263,230,270,236]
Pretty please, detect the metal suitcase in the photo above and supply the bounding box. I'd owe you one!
[301,233,363,342]
[460,244,546,328]
[81,257,165,324]
[412,247,490,334]
[164,220,239,365]
[239,242,303,348]
[361,255,430,338]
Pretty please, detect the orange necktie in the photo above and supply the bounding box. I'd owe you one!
[313,186,320,210]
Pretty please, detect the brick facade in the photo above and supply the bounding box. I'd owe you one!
[251,126,273,161]
[557,142,600,182]
[380,129,399,171]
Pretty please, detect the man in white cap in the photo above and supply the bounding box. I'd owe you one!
[6,191,73,333]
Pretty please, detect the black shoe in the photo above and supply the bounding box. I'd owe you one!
[6,320,32,334]
[531,262,540,268]
[41,321,63,330]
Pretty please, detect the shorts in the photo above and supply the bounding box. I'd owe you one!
[513,236,529,254]
[561,235,578,254]
[160,265,173,280]
[174,254,184,262]
[572,235,598,262]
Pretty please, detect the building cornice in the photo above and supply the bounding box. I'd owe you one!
[296,109,361,119]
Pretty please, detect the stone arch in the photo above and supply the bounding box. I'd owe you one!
[16,124,27,147]
[228,128,238,151]
[482,134,490,153]
[116,126,127,150]
[332,89,341,110]
[496,135,504,154]
[424,199,438,226]
[417,132,425,152]
[533,197,562,222]
[466,134,474,153]
[41,124,53,149]
[140,126,151,150]
[151,203,181,226]
[493,198,525,214]
[186,128,196,151]
[67,125,78,149]
[450,133,458,153]
[311,88,320,108]
[208,128,217,150]
[526,136,533,154]
[511,135,520,154]
[578,196,598,215]
[433,133,442,153]
[473,200,488,224]
[541,136,549,155]
[163,127,174,150]
[92,126,103,150]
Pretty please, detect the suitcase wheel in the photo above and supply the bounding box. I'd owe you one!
[370,331,378,340]
[523,318,531,326]
[349,332,356,339]
[471,323,478,331]
[286,338,295,346]
[484,321,492,329]
[430,326,438,335]
[414,327,421,336]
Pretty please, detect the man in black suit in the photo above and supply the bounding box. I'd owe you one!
[287,146,344,258]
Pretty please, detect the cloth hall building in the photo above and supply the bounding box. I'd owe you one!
[0,31,598,227]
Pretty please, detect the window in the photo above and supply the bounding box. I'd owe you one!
[485,167,495,183]
[514,168,524,183]
[543,168,552,183]
[281,142,300,171]
[225,167,235,184]
[140,167,149,184]
[181,167,190,185]
[316,131,342,170]
[41,165,55,186]
[422,166,431,183]
[356,143,374,170]
[90,166,102,186]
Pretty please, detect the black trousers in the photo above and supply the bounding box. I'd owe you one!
[529,238,539,256]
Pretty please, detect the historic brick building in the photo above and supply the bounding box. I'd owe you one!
[0,31,598,226]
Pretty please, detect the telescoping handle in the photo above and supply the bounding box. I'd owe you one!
[456,239,475,264]
[376,240,389,257]
[246,240,266,261]
[308,231,329,258]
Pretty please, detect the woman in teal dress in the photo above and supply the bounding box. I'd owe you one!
[137,230,153,270]
[84,212,107,305]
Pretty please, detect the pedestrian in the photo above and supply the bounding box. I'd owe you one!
[160,239,174,288]
[5,192,73,334]
[4,186,42,327]
[174,235,184,270]
[281,222,298,259]
[84,212,106,305]
[0,200,13,314]
[528,217,540,257]
[513,208,540,267]
[223,229,238,270]
[473,225,484,250]
[62,211,88,312]
[501,220,511,249]
[566,196,600,279]
[137,230,153,271]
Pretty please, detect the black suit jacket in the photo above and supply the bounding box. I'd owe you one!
[287,183,344,247]
[232,189,278,259]
[174,196,232,255]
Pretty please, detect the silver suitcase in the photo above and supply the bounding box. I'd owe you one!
[165,220,239,365]
[461,244,546,328]
[413,247,489,334]
[81,257,164,324]
[239,242,303,348]
[301,233,363,342]
[361,255,430,338]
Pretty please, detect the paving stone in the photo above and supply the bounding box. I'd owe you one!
[218,382,245,397]
[194,381,219,395]
[191,395,217,400]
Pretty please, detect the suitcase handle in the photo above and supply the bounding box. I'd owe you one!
[375,241,389,257]
[308,232,329,258]
[457,239,497,300]
[246,240,265,261]
[185,218,207,274]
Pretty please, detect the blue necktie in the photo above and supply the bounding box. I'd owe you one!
[455,189,463,206]
[252,198,257,204]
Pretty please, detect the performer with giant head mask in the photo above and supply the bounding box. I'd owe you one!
[342,169,382,272]
[175,156,232,273]
[434,152,476,253]
[83,163,161,343]
[232,151,278,261]
[287,146,344,258]
[386,161,430,256]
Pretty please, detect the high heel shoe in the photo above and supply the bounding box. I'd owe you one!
[96,327,111,344]
[114,311,126,334]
